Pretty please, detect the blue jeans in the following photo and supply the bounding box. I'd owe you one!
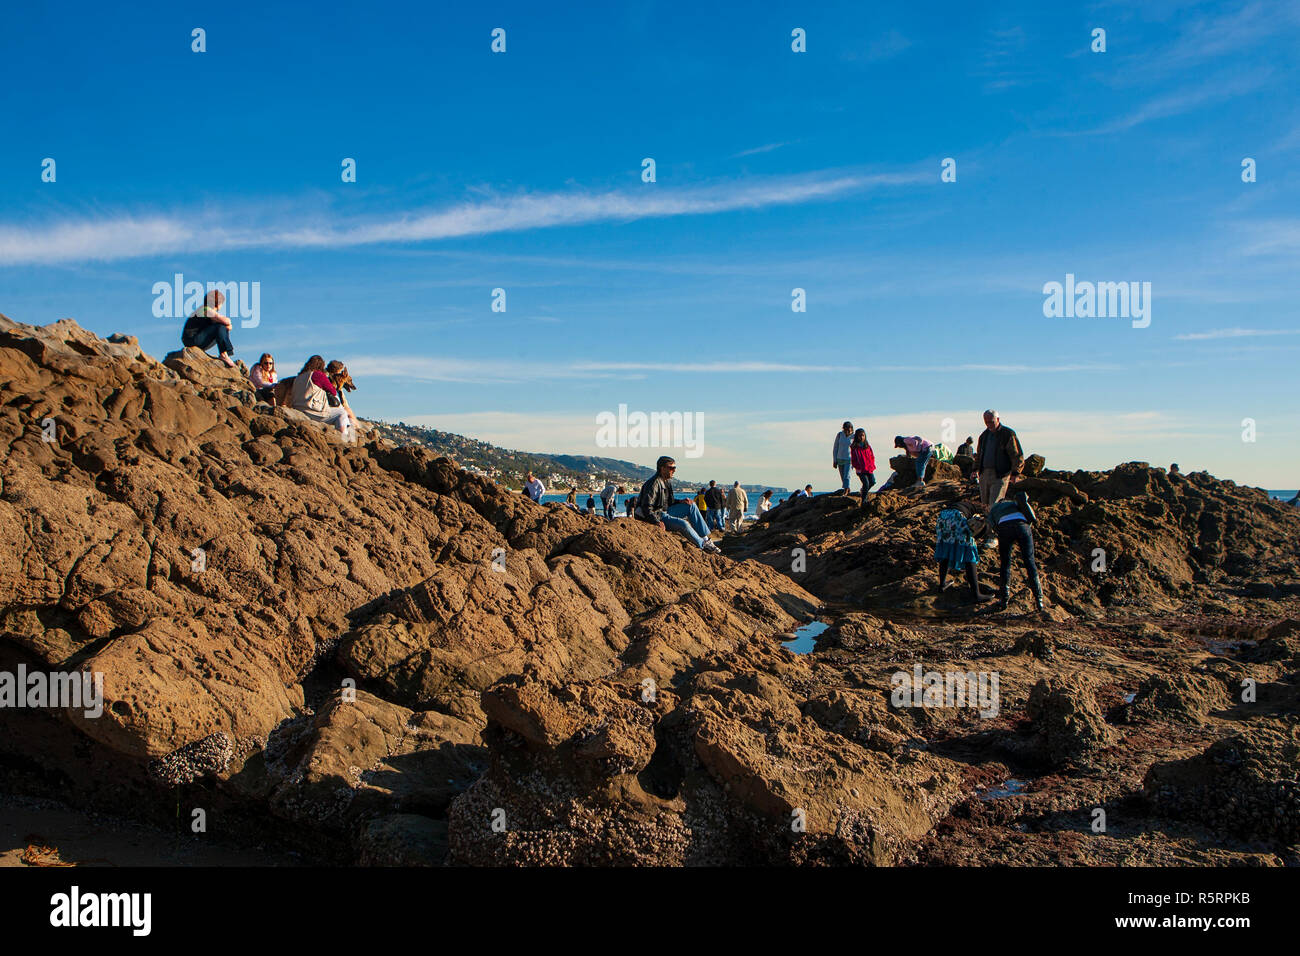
[706,507,724,530]
[183,321,234,356]
[664,501,710,548]
[837,460,852,489]
[603,500,615,520]
[915,448,933,483]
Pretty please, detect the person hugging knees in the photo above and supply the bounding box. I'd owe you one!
[181,290,237,368]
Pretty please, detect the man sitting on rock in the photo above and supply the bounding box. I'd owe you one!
[636,456,720,553]
[975,409,1024,546]
[180,290,237,368]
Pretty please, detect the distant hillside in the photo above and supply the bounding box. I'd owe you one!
[365,420,653,490]
[365,420,786,493]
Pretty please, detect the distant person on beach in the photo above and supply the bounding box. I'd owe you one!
[756,490,774,516]
[726,481,748,533]
[957,436,975,457]
[249,353,277,403]
[934,502,991,604]
[600,481,622,519]
[705,480,727,530]
[586,495,596,514]
[525,472,545,502]
[1169,463,1181,475]
[635,456,720,553]
[565,487,579,511]
[290,355,352,440]
[850,428,876,503]
[975,410,1025,545]
[625,496,637,517]
[695,487,709,516]
[833,421,854,493]
[894,435,933,488]
[180,290,237,368]
[988,490,1044,614]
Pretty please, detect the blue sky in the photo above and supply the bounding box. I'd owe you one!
[2,0,1297,490]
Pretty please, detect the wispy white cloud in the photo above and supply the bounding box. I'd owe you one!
[1236,218,1300,255]
[1079,70,1272,135]
[353,355,1122,383]
[732,142,793,158]
[0,169,928,267]
[1175,327,1300,340]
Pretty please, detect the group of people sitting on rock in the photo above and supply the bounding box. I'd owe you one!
[181,290,357,442]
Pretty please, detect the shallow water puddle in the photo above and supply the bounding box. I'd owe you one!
[1200,637,1258,657]
[979,778,1028,801]
[781,621,830,654]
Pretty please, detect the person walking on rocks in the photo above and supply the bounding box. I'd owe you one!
[934,502,991,603]
[975,410,1025,545]
[290,355,353,440]
[636,456,720,553]
[988,490,1044,614]
[756,489,774,516]
[524,472,546,502]
[726,481,748,533]
[894,435,934,488]
[850,428,876,503]
[600,481,623,520]
[181,290,238,368]
[833,421,855,493]
[957,436,975,457]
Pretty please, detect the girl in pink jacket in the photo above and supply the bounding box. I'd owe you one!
[850,429,876,502]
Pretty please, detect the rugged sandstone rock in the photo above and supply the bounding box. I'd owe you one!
[4,314,1298,866]
[1022,674,1118,767]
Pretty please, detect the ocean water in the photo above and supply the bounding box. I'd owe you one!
[535,488,839,516]
[1268,491,1298,502]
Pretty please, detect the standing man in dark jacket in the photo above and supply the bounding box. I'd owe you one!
[704,480,727,531]
[975,410,1024,545]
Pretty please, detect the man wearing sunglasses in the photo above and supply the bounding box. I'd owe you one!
[635,456,720,553]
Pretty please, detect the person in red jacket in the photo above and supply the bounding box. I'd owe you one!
[850,428,876,504]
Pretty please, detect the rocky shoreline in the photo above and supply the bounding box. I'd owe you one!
[1,315,1296,866]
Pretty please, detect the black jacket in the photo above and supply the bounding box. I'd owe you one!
[975,425,1024,478]
[636,475,675,522]
[704,487,726,509]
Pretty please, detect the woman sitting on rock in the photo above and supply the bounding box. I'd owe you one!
[290,355,352,440]
[934,502,991,603]
[988,490,1045,613]
[249,353,277,403]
